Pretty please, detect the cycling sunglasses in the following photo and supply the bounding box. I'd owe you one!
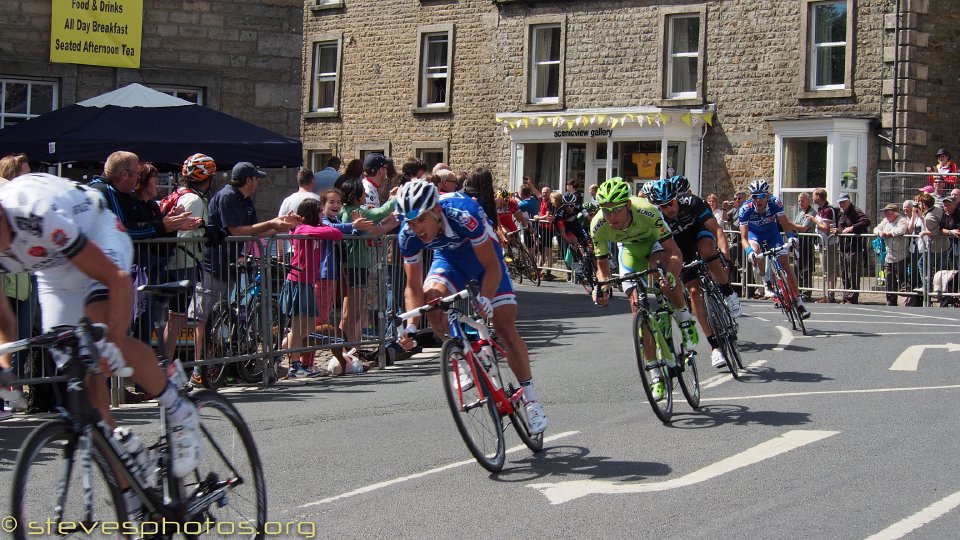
[600,203,629,214]
[751,193,768,200]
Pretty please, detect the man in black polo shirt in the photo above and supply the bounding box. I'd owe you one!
[189,162,300,386]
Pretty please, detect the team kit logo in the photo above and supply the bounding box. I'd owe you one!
[51,228,69,247]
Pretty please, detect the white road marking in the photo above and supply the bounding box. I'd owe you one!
[701,383,960,402]
[773,325,793,351]
[864,489,960,540]
[701,360,768,389]
[527,430,838,505]
[296,431,580,509]
[889,343,960,371]
[755,317,769,322]
[850,306,960,322]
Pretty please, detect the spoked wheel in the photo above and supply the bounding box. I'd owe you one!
[187,390,267,539]
[774,277,797,331]
[631,310,673,423]
[203,304,236,390]
[10,420,126,540]
[705,291,739,379]
[728,337,745,370]
[439,340,505,472]
[675,351,701,409]
[493,346,543,453]
[519,246,542,286]
[236,299,282,383]
[505,246,523,285]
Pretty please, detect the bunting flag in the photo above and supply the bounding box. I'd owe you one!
[495,111,717,131]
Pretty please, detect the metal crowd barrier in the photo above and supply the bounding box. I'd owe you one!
[3,224,956,408]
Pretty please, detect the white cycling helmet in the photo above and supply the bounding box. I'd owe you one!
[396,179,439,220]
[748,179,770,196]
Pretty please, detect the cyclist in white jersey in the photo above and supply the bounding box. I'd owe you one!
[0,173,201,480]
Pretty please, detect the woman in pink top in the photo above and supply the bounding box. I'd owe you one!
[280,198,343,378]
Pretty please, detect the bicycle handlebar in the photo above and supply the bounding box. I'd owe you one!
[395,288,471,322]
[756,244,792,259]
[681,252,726,271]
[597,265,665,287]
[0,320,122,374]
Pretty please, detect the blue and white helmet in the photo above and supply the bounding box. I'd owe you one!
[748,179,770,196]
[396,179,439,220]
[648,179,678,206]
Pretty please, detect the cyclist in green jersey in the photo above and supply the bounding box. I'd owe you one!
[591,178,699,399]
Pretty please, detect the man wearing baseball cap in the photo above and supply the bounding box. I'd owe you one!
[874,203,910,305]
[361,153,392,210]
[188,161,300,386]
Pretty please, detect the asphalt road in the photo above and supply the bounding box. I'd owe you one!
[2,280,960,539]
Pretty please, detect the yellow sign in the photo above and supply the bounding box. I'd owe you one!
[50,0,143,69]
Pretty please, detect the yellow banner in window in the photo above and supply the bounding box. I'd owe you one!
[50,0,143,69]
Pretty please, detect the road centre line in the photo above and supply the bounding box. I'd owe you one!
[296,431,580,509]
[863,489,960,540]
[527,430,839,505]
[851,306,960,322]
[700,383,960,402]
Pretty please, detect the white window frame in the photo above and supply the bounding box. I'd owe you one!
[415,25,454,112]
[151,85,204,105]
[772,118,869,209]
[808,0,848,91]
[666,15,700,99]
[311,39,341,112]
[0,78,58,129]
[529,24,561,104]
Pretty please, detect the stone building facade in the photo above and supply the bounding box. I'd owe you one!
[303,0,960,217]
[0,0,305,213]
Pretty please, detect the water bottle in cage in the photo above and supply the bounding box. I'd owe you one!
[113,427,157,488]
[473,342,500,389]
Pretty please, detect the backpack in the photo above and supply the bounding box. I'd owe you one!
[158,186,199,216]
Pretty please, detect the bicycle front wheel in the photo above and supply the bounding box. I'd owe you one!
[185,390,267,539]
[203,302,237,389]
[631,310,673,423]
[440,340,505,472]
[773,273,797,330]
[11,420,127,540]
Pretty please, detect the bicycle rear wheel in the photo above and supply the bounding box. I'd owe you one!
[675,351,701,409]
[439,340,505,472]
[631,309,673,423]
[236,299,282,384]
[11,420,127,540]
[704,289,739,379]
[519,245,541,286]
[185,390,267,538]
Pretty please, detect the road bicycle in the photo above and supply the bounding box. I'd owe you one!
[503,228,541,286]
[7,281,266,539]
[756,243,807,336]
[202,256,290,388]
[682,254,744,379]
[598,266,701,423]
[394,281,543,472]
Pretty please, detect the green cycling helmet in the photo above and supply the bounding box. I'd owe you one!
[596,177,631,205]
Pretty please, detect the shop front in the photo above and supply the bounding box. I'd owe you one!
[496,107,711,197]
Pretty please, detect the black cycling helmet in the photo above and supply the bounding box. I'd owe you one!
[669,175,690,193]
[648,179,678,206]
[561,192,578,206]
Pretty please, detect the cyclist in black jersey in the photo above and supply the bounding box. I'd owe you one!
[648,177,742,370]
[554,192,590,247]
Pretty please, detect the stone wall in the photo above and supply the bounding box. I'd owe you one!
[303,0,905,201]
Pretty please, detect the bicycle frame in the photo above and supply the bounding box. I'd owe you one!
[444,308,519,417]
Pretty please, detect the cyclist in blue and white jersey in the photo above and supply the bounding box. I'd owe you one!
[738,179,810,319]
[395,178,547,434]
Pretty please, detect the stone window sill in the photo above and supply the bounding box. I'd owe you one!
[303,111,340,119]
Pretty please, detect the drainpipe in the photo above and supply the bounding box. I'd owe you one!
[891,0,901,172]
